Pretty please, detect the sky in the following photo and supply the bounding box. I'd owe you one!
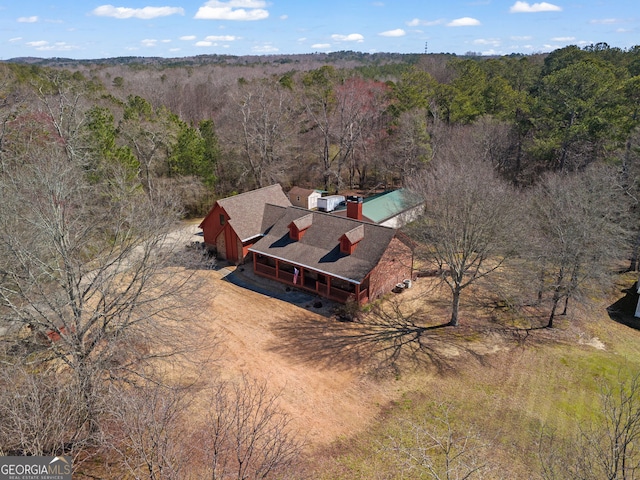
[0,0,637,60]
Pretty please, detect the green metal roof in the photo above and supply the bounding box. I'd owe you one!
[336,189,423,223]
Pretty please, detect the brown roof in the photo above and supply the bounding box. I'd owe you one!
[288,186,317,199]
[249,206,397,284]
[217,184,291,242]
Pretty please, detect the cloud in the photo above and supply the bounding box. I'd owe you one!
[17,16,38,23]
[180,35,197,40]
[311,43,331,49]
[509,2,562,13]
[551,36,575,41]
[379,28,406,37]
[331,33,364,42]
[26,40,77,51]
[141,39,157,47]
[195,0,269,21]
[447,17,481,27]
[511,35,533,40]
[253,43,278,53]
[195,41,213,47]
[204,35,239,41]
[590,18,622,25]
[9,37,22,42]
[92,5,185,19]
[280,14,288,20]
[474,38,501,47]
[407,18,444,27]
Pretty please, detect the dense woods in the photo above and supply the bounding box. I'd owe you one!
[1,44,640,478]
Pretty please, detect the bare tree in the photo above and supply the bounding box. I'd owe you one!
[408,154,522,326]
[539,371,640,480]
[0,141,203,447]
[527,165,628,327]
[382,403,492,480]
[103,382,197,480]
[198,376,303,480]
[231,79,298,189]
[0,363,84,457]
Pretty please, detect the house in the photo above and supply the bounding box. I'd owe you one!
[199,184,292,264]
[333,189,424,228]
[288,186,323,210]
[248,198,414,305]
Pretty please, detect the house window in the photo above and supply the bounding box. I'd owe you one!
[219,214,225,225]
[297,196,300,202]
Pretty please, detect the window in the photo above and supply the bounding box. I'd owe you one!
[219,214,225,225]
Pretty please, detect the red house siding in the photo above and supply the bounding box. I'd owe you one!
[200,205,242,262]
[367,237,413,301]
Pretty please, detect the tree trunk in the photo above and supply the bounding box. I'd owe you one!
[450,288,461,327]
[547,291,561,328]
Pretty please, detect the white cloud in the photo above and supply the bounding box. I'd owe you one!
[195,41,213,47]
[447,17,481,27]
[141,38,158,47]
[9,37,22,42]
[25,40,77,51]
[511,35,533,40]
[551,36,575,41]
[204,35,238,41]
[253,43,278,53]
[331,33,364,42]
[92,5,185,19]
[407,18,444,27]
[590,18,621,25]
[311,43,331,49]
[280,14,288,20]
[474,38,501,47]
[510,2,562,13]
[195,0,269,21]
[17,16,38,23]
[379,28,406,37]
[180,35,197,40]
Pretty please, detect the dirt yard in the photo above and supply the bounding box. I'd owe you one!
[172,224,429,449]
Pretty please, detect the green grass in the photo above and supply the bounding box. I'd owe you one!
[310,290,640,479]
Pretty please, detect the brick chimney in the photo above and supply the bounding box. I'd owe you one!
[346,196,363,220]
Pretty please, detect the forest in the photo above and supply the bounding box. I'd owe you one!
[1,43,640,478]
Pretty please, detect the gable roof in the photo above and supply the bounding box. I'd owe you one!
[249,206,397,284]
[203,184,291,242]
[334,189,423,224]
[288,186,321,199]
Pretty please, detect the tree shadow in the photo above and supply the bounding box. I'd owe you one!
[607,282,640,330]
[268,300,489,376]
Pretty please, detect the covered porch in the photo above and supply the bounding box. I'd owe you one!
[252,253,369,304]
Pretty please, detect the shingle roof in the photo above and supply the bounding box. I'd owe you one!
[249,206,397,284]
[288,186,317,199]
[217,184,291,242]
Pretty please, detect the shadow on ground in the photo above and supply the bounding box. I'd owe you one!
[219,264,336,317]
[607,281,640,330]
[267,303,492,375]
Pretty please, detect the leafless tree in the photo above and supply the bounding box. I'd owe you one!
[527,165,628,327]
[230,78,298,189]
[0,362,84,457]
[197,375,304,480]
[382,402,492,480]
[0,141,206,447]
[103,382,198,480]
[408,155,523,326]
[539,371,640,480]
